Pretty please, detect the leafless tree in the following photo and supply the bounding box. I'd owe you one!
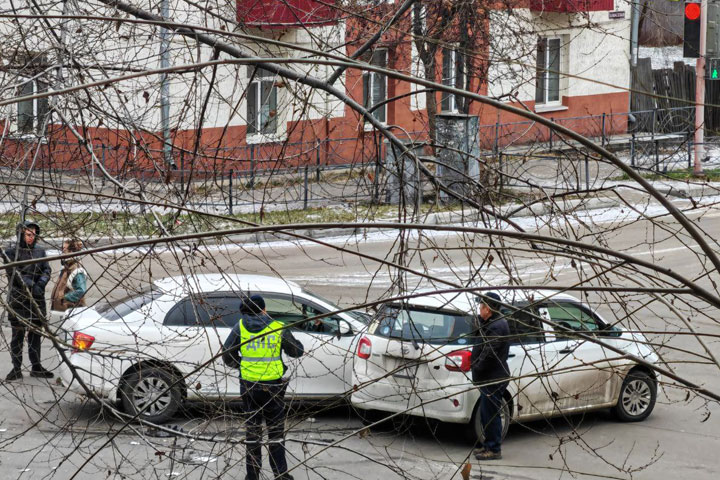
[0,1,718,479]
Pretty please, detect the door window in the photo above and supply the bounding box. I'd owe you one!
[502,306,545,344]
[164,295,243,328]
[261,294,346,335]
[543,302,600,339]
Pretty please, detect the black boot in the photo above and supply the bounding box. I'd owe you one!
[5,368,23,381]
[30,366,54,379]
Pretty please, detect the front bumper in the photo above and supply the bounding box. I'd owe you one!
[351,372,477,424]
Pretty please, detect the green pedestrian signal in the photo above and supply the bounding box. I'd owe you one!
[710,59,720,80]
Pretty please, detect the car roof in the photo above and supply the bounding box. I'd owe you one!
[153,274,303,296]
[402,288,579,313]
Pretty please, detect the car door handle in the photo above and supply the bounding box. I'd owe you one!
[507,353,516,358]
[559,347,576,354]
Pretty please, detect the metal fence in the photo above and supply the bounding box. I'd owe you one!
[0,107,706,214]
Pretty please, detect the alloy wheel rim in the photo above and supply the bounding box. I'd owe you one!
[621,379,651,416]
[133,376,172,416]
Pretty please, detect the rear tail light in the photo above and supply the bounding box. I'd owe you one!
[72,332,95,351]
[445,350,472,372]
[357,337,372,359]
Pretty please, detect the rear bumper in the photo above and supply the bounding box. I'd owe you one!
[351,372,478,424]
[57,350,122,400]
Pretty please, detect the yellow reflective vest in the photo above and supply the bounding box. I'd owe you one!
[239,318,284,381]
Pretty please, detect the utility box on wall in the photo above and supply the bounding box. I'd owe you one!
[435,114,481,203]
[383,140,424,206]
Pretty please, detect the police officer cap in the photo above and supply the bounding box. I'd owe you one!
[243,294,265,315]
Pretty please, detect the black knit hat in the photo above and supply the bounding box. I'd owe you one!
[242,294,266,315]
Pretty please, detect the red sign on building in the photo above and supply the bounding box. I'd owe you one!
[529,0,615,13]
[237,0,337,29]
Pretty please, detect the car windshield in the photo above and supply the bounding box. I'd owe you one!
[97,285,161,321]
[374,304,476,345]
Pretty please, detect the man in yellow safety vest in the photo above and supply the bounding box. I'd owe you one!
[222,294,304,480]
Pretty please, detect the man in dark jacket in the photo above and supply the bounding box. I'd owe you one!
[3,221,53,381]
[222,294,304,480]
[470,292,510,460]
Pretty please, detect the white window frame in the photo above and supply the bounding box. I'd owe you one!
[246,66,278,137]
[535,36,563,106]
[441,47,464,112]
[363,49,388,124]
[16,78,49,135]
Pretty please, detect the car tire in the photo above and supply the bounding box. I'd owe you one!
[120,366,182,424]
[613,371,656,422]
[468,395,510,444]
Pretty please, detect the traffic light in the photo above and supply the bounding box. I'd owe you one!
[708,58,720,80]
[684,1,702,58]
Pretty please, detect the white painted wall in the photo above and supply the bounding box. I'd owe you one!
[488,3,632,106]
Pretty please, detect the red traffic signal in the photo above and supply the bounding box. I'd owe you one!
[684,2,702,58]
[686,2,701,20]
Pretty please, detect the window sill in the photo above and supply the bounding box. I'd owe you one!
[4,133,48,143]
[246,133,285,145]
[534,104,568,114]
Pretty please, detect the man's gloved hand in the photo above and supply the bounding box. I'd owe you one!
[32,284,44,297]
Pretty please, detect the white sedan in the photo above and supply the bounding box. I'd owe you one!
[351,290,660,441]
[56,274,368,423]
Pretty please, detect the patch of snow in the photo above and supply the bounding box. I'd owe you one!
[638,46,694,69]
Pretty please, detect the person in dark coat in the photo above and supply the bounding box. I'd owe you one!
[470,292,510,460]
[3,221,53,381]
[222,294,304,480]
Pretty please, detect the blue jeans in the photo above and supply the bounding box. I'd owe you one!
[241,380,289,480]
[480,382,508,453]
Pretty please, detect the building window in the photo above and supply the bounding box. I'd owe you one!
[441,48,464,112]
[247,66,277,135]
[363,49,387,123]
[17,79,49,134]
[16,54,50,135]
[535,37,561,105]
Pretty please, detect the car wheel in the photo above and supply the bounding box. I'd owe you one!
[120,366,182,424]
[468,395,510,444]
[613,371,656,422]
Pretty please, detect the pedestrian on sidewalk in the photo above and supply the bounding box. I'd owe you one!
[471,292,510,461]
[222,294,304,480]
[51,239,87,312]
[2,220,53,381]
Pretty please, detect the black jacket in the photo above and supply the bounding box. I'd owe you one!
[470,313,510,384]
[222,312,304,381]
[3,237,51,322]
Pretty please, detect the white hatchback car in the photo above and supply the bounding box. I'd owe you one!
[56,274,369,423]
[351,290,659,440]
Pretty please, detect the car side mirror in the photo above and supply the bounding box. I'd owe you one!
[336,320,351,339]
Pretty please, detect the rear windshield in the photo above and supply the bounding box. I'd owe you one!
[373,304,476,345]
[97,285,161,321]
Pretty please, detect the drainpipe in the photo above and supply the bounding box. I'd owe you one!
[630,0,640,67]
[160,0,174,168]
